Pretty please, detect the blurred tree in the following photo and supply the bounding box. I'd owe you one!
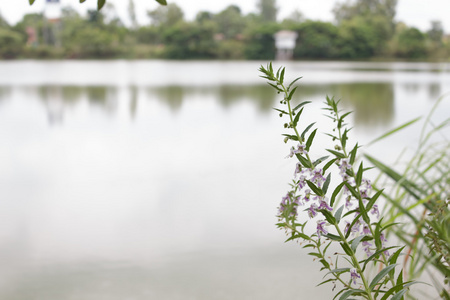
[257,0,278,22]
[428,21,443,44]
[196,11,213,24]
[395,27,426,58]
[244,22,279,59]
[213,5,247,39]
[148,3,184,27]
[162,21,217,59]
[128,0,138,29]
[334,0,397,41]
[293,21,338,59]
[0,28,25,58]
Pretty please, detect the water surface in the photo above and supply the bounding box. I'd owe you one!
[0,60,449,299]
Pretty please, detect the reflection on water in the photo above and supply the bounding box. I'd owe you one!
[0,61,450,300]
[31,83,396,128]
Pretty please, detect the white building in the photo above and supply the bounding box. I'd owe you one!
[274,30,298,60]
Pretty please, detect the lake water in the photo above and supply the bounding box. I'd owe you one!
[0,60,449,299]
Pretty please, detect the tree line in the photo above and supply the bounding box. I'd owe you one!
[0,0,448,60]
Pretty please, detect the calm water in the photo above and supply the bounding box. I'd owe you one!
[0,61,449,300]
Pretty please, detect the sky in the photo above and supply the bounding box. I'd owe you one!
[1,0,450,33]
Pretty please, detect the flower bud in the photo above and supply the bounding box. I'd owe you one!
[284,137,289,143]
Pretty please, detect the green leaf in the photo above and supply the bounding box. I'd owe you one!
[305,129,317,152]
[293,107,303,127]
[326,267,350,276]
[285,233,311,242]
[313,156,330,168]
[349,143,359,165]
[389,246,406,265]
[369,264,397,290]
[317,278,335,287]
[356,162,363,186]
[342,129,348,149]
[288,77,302,91]
[331,182,345,207]
[344,182,360,199]
[324,233,341,241]
[362,246,397,271]
[322,173,331,194]
[391,289,407,300]
[280,67,285,84]
[323,158,337,172]
[287,86,298,100]
[267,82,283,93]
[273,108,288,114]
[97,0,106,10]
[301,122,316,141]
[292,100,311,112]
[334,205,345,224]
[365,189,383,212]
[339,289,365,300]
[306,180,324,197]
[296,154,312,169]
[326,149,346,159]
[340,242,353,256]
[29,0,36,4]
[368,117,421,146]
[80,0,87,2]
[320,210,336,224]
[282,134,298,141]
[155,0,167,4]
[365,154,423,201]
[351,235,365,252]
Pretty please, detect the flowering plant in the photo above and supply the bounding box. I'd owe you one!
[259,63,417,299]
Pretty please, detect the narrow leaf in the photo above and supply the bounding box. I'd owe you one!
[305,129,317,152]
[368,117,421,146]
[322,173,331,194]
[155,0,167,4]
[334,205,345,224]
[369,264,397,290]
[97,0,106,10]
[351,235,365,253]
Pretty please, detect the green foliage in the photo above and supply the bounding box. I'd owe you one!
[29,0,166,10]
[148,3,184,27]
[12,1,450,60]
[244,23,279,60]
[260,63,407,300]
[394,27,427,58]
[366,95,450,297]
[161,21,218,59]
[0,28,25,58]
[292,21,339,59]
[256,0,278,22]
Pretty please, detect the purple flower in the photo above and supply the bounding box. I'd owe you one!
[318,199,333,211]
[311,168,326,187]
[362,241,373,256]
[303,189,311,202]
[338,158,352,174]
[308,203,318,218]
[294,163,301,176]
[286,147,296,158]
[363,224,371,235]
[294,143,308,155]
[316,220,328,237]
[371,205,380,218]
[350,268,360,285]
[345,196,353,209]
[380,232,390,256]
[362,178,372,190]
[298,175,307,189]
